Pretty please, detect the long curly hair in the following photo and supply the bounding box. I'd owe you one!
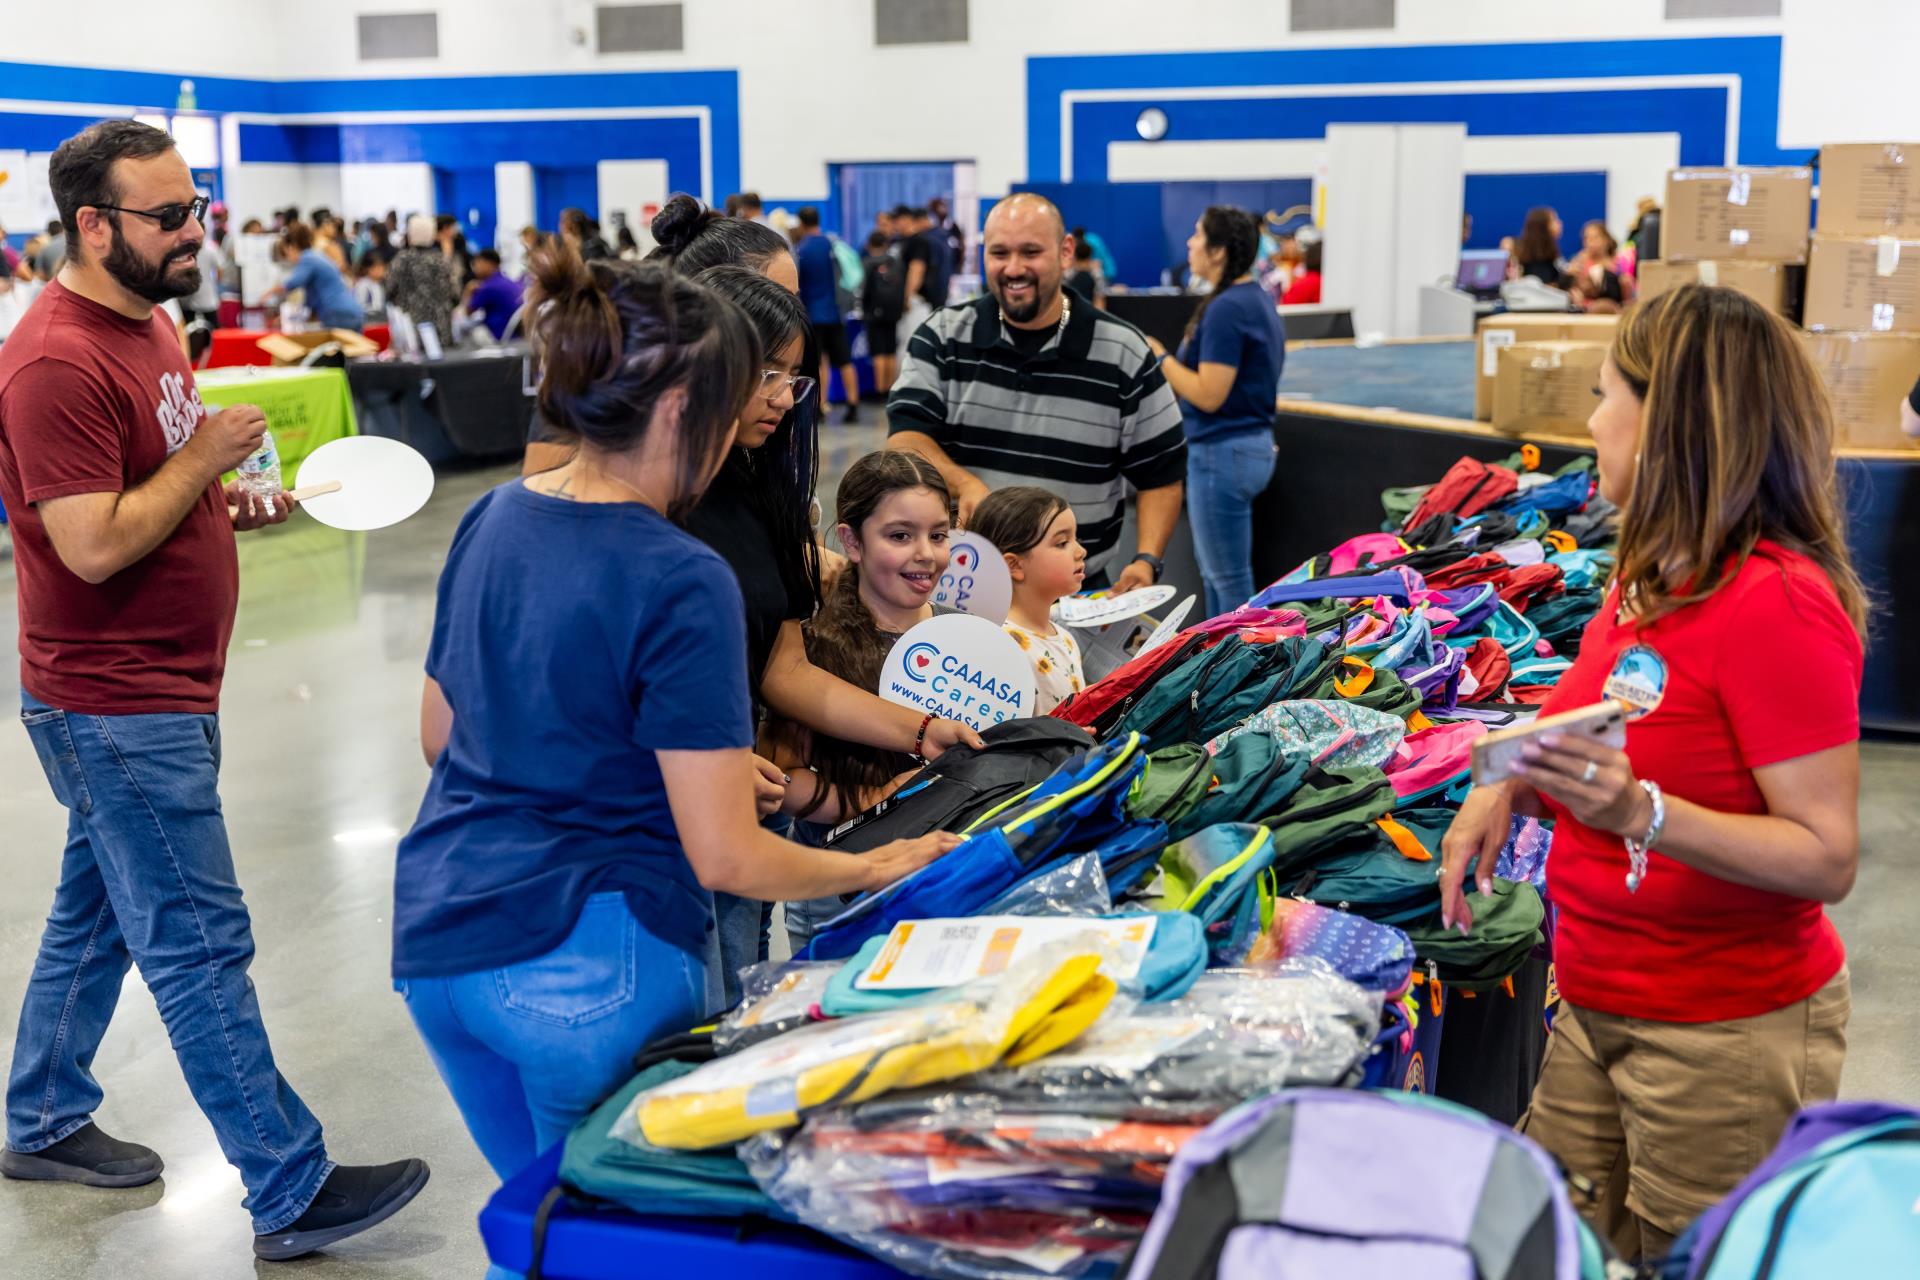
[793,451,955,819]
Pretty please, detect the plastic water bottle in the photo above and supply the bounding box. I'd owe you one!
[237,430,283,502]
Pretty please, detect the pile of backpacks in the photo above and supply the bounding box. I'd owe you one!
[538,448,1642,1280]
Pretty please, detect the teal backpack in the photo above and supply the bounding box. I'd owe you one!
[1679,1102,1920,1280]
[1152,823,1280,966]
[1166,730,1313,841]
[1115,635,1333,746]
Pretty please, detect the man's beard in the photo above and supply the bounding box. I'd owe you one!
[995,274,1059,325]
[104,224,201,304]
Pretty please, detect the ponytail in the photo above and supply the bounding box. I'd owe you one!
[1182,205,1262,347]
[526,241,761,517]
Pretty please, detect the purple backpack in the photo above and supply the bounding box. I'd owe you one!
[1127,1088,1594,1280]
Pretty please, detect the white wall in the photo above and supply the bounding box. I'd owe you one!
[1110,134,1681,251]
[5,0,1918,203]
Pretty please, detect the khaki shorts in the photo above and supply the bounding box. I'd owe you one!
[1520,966,1850,1261]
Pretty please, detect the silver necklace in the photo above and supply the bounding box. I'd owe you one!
[1001,291,1071,341]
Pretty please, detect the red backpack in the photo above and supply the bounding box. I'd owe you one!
[1052,606,1309,738]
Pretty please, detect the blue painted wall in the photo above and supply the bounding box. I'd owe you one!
[1013,178,1314,288]
[1026,36,1797,182]
[1465,172,1611,258]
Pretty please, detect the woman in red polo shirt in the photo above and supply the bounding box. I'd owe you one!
[1438,283,1866,1263]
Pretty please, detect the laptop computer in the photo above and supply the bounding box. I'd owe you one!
[1456,250,1510,297]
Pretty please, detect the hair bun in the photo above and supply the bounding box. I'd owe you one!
[651,193,718,257]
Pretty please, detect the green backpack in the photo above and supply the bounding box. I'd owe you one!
[1166,731,1314,842]
[1258,765,1397,881]
[1126,742,1216,827]
[558,1060,787,1220]
[1405,878,1546,992]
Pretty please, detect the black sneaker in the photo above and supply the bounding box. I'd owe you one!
[0,1123,164,1189]
[253,1159,430,1262]
[841,402,860,424]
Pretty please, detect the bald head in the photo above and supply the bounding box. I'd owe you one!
[985,193,1066,245]
[983,194,1073,327]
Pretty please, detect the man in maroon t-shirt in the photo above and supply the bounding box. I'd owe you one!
[0,121,426,1261]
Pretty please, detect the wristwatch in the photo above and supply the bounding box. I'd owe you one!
[1129,553,1165,583]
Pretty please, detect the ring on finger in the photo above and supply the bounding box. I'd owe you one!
[1581,760,1598,783]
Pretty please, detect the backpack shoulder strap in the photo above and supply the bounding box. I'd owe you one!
[1139,1154,1242,1280]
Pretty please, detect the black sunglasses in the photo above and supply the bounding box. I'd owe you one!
[88,195,210,233]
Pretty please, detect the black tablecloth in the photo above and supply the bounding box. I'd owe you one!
[348,348,534,465]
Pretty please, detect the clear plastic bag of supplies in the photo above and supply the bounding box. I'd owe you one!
[979,853,1113,919]
[712,959,844,1055]
[617,932,1136,1151]
[743,1108,1168,1280]
[845,961,1378,1127]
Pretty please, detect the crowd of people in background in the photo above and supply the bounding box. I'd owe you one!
[1498,203,1652,314]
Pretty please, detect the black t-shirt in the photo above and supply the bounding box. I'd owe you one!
[1005,319,1055,358]
[1065,269,1100,305]
[901,234,933,301]
[682,461,811,702]
[1909,373,1920,415]
[903,229,951,306]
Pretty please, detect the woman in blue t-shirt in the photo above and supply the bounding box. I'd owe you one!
[261,223,364,332]
[392,247,959,1181]
[1147,206,1286,617]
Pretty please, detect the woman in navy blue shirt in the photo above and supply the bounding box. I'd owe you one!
[1147,206,1285,617]
[393,247,958,1180]
[261,223,364,332]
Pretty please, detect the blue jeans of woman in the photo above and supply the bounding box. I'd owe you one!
[8,694,332,1234]
[1186,431,1279,619]
[398,892,706,1181]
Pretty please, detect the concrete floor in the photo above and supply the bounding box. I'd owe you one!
[1,436,1916,1280]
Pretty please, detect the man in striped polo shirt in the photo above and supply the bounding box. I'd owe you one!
[887,194,1186,594]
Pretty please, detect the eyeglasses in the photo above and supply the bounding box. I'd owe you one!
[758,369,816,403]
[87,195,210,234]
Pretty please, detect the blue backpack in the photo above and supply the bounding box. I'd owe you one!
[804,733,1156,959]
[1676,1100,1920,1279]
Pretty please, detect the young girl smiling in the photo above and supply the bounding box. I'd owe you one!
[967,486,1089,715]
[777,450,957,949]
[782,450,954,821]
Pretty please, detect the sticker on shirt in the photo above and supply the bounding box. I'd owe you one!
[1603,644,1668,721]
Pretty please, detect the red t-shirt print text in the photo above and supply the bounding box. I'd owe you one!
[155,369,206,455]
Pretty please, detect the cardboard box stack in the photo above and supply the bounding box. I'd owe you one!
[1490,341,1608,438]
[1473,153,1920,449]
[1475,314,1618,424]
[1637,260,1794,317]
[1663,167,1813,264]
[1803,144,1920,448]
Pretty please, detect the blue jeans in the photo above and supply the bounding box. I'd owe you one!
[712,812,788,1009]
[399,892,706,1180]
[8,695,332,1233]
[1187,431,1279,619]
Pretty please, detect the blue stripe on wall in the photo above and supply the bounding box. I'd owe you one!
[1068,85,1730,184]
[0,59,276,112]
[0,61,740,199]
[239,118,704,199]
[1027,35,1795,182]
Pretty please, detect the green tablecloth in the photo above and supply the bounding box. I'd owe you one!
[195,366,357,480]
